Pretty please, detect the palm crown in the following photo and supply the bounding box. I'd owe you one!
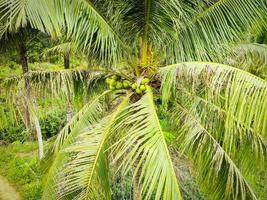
[0,0,267,200]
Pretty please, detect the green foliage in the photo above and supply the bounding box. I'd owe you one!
[0,142,42,200]
[0,61,21,78]
[40,111,66,139]
[0,110,66,143]
[0,125,30,143]
[111,172,133,200]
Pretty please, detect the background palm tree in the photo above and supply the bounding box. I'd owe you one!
[0,27,45,158]
[0,0,267,199]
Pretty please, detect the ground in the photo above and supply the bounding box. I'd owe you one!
[0,175,21,200]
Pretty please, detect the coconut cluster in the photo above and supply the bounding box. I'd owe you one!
[105,75,130,90]
[105,75,150,94]
[131,78,150,94]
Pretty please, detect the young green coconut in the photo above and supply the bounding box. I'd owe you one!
[106,75,151,95]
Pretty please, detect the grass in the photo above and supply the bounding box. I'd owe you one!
[0,142,42,200]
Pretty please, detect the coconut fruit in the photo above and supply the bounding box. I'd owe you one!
[109,85,115,90]
[105,78,111,84]
[136,88,142,94]
[140,85,146,91]
[111,75,117,80]
[131,83,137,89]
[123,80,129,88]
[109,79,116,86]
[116,82,123,89]
[141,78,150,84]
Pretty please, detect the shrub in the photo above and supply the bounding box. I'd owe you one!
[0,125,30,143]
[40,111,66,139]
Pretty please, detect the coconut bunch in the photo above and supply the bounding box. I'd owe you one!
[105,75,130,90]
[131,78,150,94]
[105,75,150,94]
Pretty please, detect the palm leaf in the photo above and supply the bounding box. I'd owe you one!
[0,0,61,35]
[44,42,76,56]
[0,0,128,66]
[159,62,267,140]
[2,69,108,99]
[225,43,267,79]
[159,61,267,199]
[174,0,266,61]
[42,93,132,200]
[52,90,110,153]
[171,103,259,200]
[111,87,182,200]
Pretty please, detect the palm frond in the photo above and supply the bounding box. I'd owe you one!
[0,69,110,129]
[159,61,267,199]
[52,90,110,153]
[0,0,129,66]
[159,62,267,140]
[170,103,259,200]
[2,69,108,99]
[42,93,132,200]
[174,0,266,61]
[0,0,62,35]
[225,43,267,79]
[111,88,182,200]
[44,42,76,56]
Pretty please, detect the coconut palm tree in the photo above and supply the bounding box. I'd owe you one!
[0,27,45,158]
[0,0,267,199]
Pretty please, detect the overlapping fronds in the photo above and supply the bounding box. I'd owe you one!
[42,93,132,200]
[0,0,62,35]
[61,0,129,65]
[159,62,267,199]
[225,43,267,79]
[0,69,109,129]
[2,69,108,99]
[52,90,110,153]
[44,42,76,56]
[111,88,182,200]
[170,103,259,200]
[107,0,185,65]
[0,0,128,66]
[2,0,264,65]
[159,62,267,139]
[173,0,266,62]
[96,0,265,63]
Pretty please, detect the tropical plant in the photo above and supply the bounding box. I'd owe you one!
[0,27,46,158]
[224,17,267,79]
[0,0,267,200]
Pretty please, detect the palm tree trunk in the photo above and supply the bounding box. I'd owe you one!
[17,41,31,130]
[17,41,44,159]
[33,111,44,159]
[64,51,70,69]
[64,51,73,123]
[66,102,72,123]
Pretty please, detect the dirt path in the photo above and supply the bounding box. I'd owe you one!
[0,175,21,200]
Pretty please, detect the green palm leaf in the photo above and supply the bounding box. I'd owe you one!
[171,103,259,200]
[225,43,267,79]
[52,90,111,153]
[175,0,266,61]
[42,93,132,200]
[159,62,267,139]
[3,69,107,98]
[159,62,267,199]
[111,87,182,200]
[0,0,128,65]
